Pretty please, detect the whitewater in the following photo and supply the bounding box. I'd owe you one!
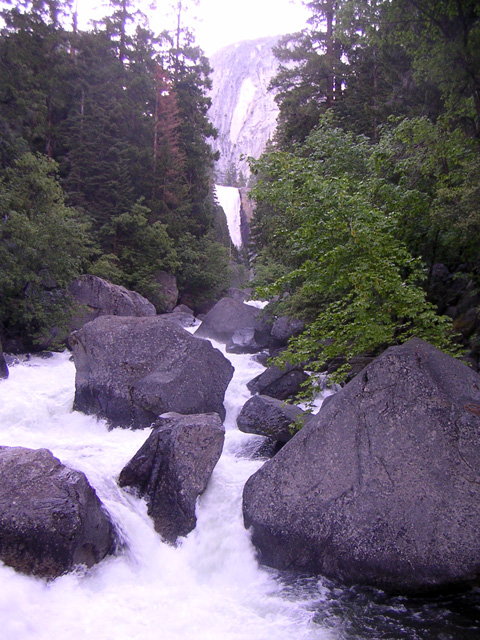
[215,184,243,248]
[0,341,335,640]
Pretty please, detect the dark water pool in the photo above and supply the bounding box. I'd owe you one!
[278,571,480,639]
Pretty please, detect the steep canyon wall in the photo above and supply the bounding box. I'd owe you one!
[208,37,280,185]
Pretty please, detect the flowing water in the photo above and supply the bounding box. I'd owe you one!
[0,343,479,640]
[215,184,243,248]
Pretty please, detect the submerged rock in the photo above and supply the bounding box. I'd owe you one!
[0,447,115,578]
[243,339,480,593]
[237,395,306,443]
[71,315,233,428]
[0,340,8,379]
[119,412,224,543]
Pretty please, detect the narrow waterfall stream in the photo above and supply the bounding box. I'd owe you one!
[0,341,478,640]
[215,184,243,248]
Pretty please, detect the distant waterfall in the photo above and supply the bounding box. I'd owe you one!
[215,184,243,248]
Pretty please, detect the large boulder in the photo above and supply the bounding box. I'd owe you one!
[69,274,156,326]
[119,412,224,542]
[237,395,306,443]
[0,447,116,578]
[195,297,272,349]
[243,339,480,593]
[247,364,309,401]
[0,340,8,379]
[70,315,234,428]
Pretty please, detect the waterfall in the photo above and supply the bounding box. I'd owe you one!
[0,342,332,640]
[215,184,243,248]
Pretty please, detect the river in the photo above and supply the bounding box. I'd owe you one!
[0,339,479,640]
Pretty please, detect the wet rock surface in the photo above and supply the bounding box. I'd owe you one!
[0,447,116,578]
[243,339,480,593]
[119,412,224,543]
[237,394,306,443]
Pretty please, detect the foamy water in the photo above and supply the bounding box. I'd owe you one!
[0,346,335,640]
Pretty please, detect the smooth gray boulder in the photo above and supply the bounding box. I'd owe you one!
[69,274,156,326]
[195,297,272,348]
[0,447,116,578]
[243,339,480,593]
[119,412,224,542]
[247,364,309,401]
[70,315,233,428]
[237,395,306,443]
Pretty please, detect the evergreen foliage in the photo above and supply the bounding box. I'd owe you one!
[0,152,91,344]
[0,0,230,346]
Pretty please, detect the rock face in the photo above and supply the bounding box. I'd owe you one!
[0,340,8,379]
[69,274,156,325]
[237,395,306,443]
[71,316,234,427]
[159,311,196,328]
[195,297,272,348]
[243,339,480,593]
[247,364,308,401]
[208,37,280,183]
[271,316,306,345]
[0,447,115,578]
[119,413,224,542]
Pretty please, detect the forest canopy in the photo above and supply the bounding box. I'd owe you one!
[0,0,231,346]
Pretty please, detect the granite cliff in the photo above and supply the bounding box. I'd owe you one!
[208,37,280,184]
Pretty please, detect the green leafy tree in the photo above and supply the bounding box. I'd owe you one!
[251,117,457,382]
[373,116,480,272]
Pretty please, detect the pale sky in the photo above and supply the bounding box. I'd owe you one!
[76,0,309,55]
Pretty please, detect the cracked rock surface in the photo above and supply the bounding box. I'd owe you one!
[243,338,480,593]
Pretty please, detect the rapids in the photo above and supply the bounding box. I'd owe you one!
[0,343,333,640]
[0,340,479,640]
